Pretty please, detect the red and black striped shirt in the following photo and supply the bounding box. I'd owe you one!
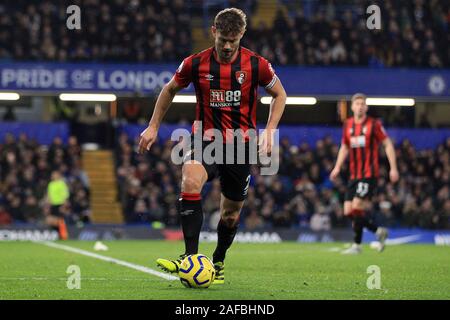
[342,116,388,180]
[173,46,277,142]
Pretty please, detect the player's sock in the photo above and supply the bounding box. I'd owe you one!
[58,218,68,240]
[179,192,203,255]
[213,218,239,263]
[351,209,364,245]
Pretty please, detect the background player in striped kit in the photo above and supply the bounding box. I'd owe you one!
[330,93,399,254]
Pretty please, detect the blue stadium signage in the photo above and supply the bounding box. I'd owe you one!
[1,62,449,98]
[0,62,179,94]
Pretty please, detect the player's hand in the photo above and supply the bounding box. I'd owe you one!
[258,128,275,156]
[138,125,158,154]
[330,167,340,182]
[389,168,399,183]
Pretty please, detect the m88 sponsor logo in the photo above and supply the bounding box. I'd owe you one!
[210,89,241,107]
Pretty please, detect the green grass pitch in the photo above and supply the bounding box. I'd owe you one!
[0,240,449,300]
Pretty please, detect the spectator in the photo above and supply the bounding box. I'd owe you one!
[2,106,16,121]
[310,209,331,232]
[47,171,70,216]
[0,204,12,225]
[243,0,449,68]
[0,134,90,234]
[115,130,450,231]
[245,209,265,230]
[0,0,191,63]
[0,1,448,68]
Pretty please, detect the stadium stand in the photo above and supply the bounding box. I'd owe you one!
[245,0,450,67]
[0,0,192,62]
[0,0,449,231]
[0,0,448,67]
[115,130,450,230]
[0,134,91,225]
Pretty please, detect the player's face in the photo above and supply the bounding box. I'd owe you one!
[351,98,368,118]
[212,27,243,62]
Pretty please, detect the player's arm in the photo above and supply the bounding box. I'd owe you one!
[138,78,184,154]
[330,143,349,181]
[264,80,287,131]
[375,119,399,183]
[382,137,399,183]
[258,56,287,155]
[259,80,286,155]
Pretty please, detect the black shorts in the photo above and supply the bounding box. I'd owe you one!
[183,138,251,202]
[50,205,63,217]
[344,178,377,202]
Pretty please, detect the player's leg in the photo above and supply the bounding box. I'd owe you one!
[157,160,209,273]
[349,197,388,252]
[350,197,368,248]
[213,195,244,262]
[212,194,245,284]
[342,200,364,254]
[352,179,388,251]
[179,161,209,255]
[212,164,250,284]
[342,182,362,254]
[344,201,353,217]
[352,197,376,233]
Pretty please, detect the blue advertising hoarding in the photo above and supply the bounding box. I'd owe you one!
[0,122,448,150]
[0,122,69,145]
[0,62,177,94]
[1,62,450,98]
[0,225,449,245]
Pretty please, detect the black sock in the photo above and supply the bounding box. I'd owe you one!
[352,216,364,245]
[179,193,203,255]
[363,216,378,233]
[213,218,239,263]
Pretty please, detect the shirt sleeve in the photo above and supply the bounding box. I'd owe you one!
[342,121,350,146]
[374,119,388,142]
[173,56,193,88]
[258,57,278,89]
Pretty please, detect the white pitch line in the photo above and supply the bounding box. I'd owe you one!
[35,241,178,281]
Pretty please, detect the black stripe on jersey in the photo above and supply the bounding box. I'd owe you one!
[369,118,375,178]
[248,56,259,129]
[209,54,222,133]
[191,57,203,123]
[361,118,367,179]
[230,49,242,131]
[351,120,357,180]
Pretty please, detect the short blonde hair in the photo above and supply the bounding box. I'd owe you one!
[351,93,367,103]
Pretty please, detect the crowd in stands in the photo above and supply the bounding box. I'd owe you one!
[0,134,90,226]
[244,0,449,68]
[1,0,448,68]
[0,0,191,62]
[115,131,450,231]
[1,128,449,231]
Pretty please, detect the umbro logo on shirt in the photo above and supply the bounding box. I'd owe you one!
[205,74,214,81]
